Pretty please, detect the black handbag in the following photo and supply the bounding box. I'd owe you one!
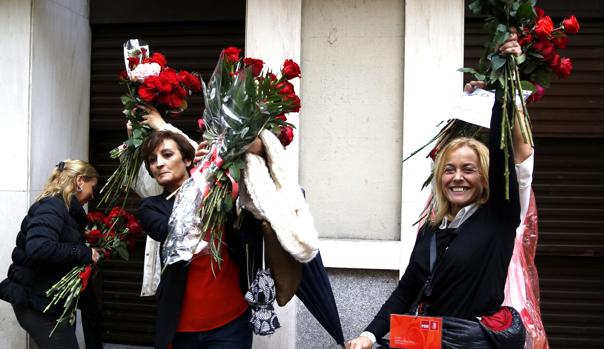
[379,228,526,349]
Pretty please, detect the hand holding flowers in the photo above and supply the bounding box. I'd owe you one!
[460,1,580,199]
[99,39,201,207]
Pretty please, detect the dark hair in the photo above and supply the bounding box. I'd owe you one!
[141,131,196,176]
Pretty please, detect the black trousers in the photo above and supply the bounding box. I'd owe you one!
[13,304,78,349]
[172,308,253,349]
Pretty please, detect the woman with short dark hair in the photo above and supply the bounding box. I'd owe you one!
[133,106,254,349]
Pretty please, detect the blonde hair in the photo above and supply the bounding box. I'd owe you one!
[431,137,489,226]
[36,160,98,208]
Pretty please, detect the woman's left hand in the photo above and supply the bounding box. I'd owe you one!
[247,138,265,157]
[499,28,522,57]
[194,140,209,163]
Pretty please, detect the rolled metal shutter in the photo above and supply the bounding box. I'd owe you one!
[89,4,245,345]
[465,1,604,347]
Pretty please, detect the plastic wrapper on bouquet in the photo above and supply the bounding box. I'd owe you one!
[162,48,301,267]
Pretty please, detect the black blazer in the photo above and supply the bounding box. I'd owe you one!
[0,195,93,315]
[138,191,262,349]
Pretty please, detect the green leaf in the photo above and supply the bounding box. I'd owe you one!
[222,196,233,213]
[116,245,129,261]
[468,0,482,14]
[516,1,534,21]
[520,80,536,93]
[515,54,526,65]
[491,55,507,71]
[458,67,479,74]
[228,164,241,181]
[533,69,551,88]
[120,95,132,106]
[520,60,537,75]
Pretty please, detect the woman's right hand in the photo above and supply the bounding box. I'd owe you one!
[138,104,167,130]
[345,336,373,349]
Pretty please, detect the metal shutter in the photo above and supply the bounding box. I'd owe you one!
[465,1,604,347]
[89,5,245,345]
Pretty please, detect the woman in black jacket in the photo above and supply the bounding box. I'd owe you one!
[0,160,102,349]
[346,35,532,349]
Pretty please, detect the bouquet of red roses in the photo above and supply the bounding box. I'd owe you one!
[517,9,579,103]
[460,1,579,199]
[44,207,141,336]
[99,39,202,207]
[162,47,301,267]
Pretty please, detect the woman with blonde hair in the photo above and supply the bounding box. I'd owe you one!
[0,160,103,349]
[347,34,533,348]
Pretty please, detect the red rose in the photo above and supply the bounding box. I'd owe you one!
[223,47,242,63]
[551,35,568,49]
[527,83,544,104]
[177,71,201,92]
[158,91,186,109]
[138,86,156,102]
[109,207,127,219]
[267,72,277,81]
[540,45,557,62]
[563,15,580,35]
[283,94,301,112]
[149,52,167,68]
[243,57,264,77]
[531,39,551,53]
[534,7,544,19]
[275,114,287,121]
[127,56,139,69]
[281,59,301,80]
[275,81,295,95]
[518,34,532,47]
[127,221,142,236]
[156,70,180,93]
[85,229,103,245]
[552,57,573,78]
[278,126,294,146]
[79,265,93,291]
[102,216,113,227]
[119,70,129,81]
[549,54,561,68]
[87,211,105,224]
[534,16,554,39]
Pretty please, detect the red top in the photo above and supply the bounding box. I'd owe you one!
[176,246,249,332]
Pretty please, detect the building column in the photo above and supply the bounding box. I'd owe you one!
[0,0,91,347]
[246,2,302,348]
[400,0,465,273]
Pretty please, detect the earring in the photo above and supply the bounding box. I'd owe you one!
[76,186,82,192]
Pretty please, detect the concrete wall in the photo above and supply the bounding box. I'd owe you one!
[0,0,91,347]
[299,0,405,242]
[246,0,465,348]
[0,1,33,346]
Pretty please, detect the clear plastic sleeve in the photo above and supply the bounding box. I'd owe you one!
[503,190,549,349]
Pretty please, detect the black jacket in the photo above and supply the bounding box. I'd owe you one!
[0,195,93,315]
[138,191,261,349]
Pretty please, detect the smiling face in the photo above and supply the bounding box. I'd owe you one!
[148,139,192,192]
[440,145,485,216]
